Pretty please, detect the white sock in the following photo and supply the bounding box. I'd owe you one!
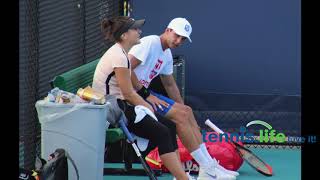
[190,147,210,167]
[200,143,216,164]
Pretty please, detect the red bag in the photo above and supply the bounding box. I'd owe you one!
[204,132,244,171]
[145,132,244,173]
[145,147,162,170]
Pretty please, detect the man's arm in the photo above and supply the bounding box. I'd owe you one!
[160,74,184,104]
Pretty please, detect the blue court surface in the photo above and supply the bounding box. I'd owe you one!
[104,146,301,180]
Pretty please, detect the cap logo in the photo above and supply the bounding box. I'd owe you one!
[184,24,190,32]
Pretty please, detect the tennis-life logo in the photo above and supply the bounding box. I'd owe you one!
[247,120,317,144]
[202,120,317,144]
[247,120,286,143]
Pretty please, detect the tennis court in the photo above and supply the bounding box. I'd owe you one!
[104,146,301,180]
[19,0,301,179]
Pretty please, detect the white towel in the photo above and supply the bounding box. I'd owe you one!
[131,105,158,151]
[134,105,158,123]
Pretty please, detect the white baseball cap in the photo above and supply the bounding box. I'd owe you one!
[167,17,192,42]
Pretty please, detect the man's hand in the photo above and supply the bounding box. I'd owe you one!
[145,102,155,113]
[146,94,169,111]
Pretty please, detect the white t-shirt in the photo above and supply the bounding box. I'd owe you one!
[92,43,130,100]
[128,35,173,88]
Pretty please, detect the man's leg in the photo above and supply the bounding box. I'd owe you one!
[147,93,238,178]
[169,103,239,176]
[165,105,200,152]
[169,103,203,145]
[148,92,208,162]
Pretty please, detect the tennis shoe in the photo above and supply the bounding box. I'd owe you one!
[212,159,239,176]
[197,163,236,180]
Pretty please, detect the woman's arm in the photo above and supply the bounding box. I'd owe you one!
[114,67,154,112]
[128,54,143,91]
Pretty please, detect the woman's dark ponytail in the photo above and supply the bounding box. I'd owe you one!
[100,16,131,42]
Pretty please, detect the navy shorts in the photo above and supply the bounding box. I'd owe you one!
[146,91,175,116]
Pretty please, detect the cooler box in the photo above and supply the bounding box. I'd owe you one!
[35,100,109,180]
